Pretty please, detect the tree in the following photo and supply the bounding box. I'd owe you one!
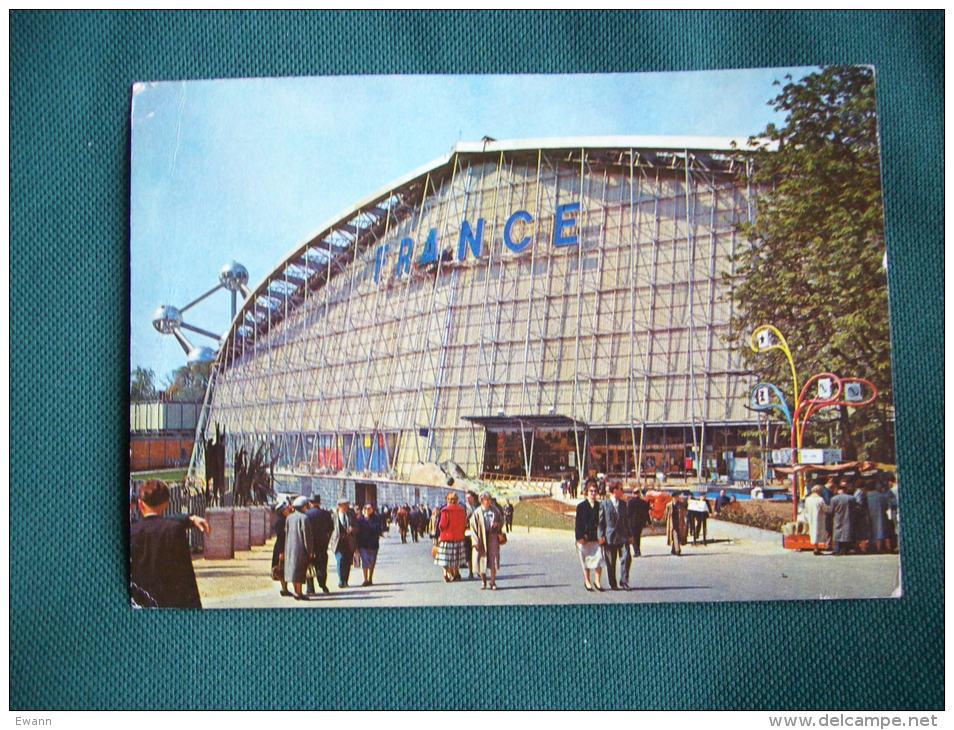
[162,362,211,402]
[130,366,157,401]
[729,66,893,461]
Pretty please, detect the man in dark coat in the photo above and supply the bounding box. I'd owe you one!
[714,489,733,514]
[830,483,855,555]
[626,489,652,557]
[129,480,209,609]
[504,501,514,532]
[408,505,423,542]
[306,494,334,595]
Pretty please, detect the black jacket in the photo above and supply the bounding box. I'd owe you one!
[306,507,334,550]
[627,496,652,531]
[130,514,201,609]
[575,499,600,542]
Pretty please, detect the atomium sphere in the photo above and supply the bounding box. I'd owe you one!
[219,260,249,292]
[151,304,183,334]
[187,346,217,366]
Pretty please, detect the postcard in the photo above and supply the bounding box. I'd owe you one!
[129,67,901,609]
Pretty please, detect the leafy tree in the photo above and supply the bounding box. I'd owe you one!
[130,366,158,401]
[730,66,893,461]
[162,362,211,402]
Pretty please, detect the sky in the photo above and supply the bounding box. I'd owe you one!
[130,67,815,381]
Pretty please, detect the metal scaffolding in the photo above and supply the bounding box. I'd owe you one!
[189,138,762,488]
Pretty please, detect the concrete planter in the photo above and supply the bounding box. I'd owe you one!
[204,507,234,560]
[232,507,251,552]
[249,505,266,546]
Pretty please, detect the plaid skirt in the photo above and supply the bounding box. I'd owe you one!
[434,539,467,568]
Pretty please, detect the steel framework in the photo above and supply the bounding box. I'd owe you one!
[188,137,762,486]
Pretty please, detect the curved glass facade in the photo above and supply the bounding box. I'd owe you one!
[196,142,761,485]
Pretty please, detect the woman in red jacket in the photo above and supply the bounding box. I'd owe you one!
[435,491,467,582]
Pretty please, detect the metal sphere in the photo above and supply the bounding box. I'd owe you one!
[151,304,183,334]
[219,260,249,292]
[187,346,217,366]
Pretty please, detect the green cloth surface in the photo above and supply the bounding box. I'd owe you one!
[10,10,943,710]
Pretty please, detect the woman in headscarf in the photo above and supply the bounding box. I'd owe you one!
[284,496,314,600]
[271,501,293,597]
[469,491,504,590]
[356,503,384,586]
[434,491,467,582]
[575,479,604,591]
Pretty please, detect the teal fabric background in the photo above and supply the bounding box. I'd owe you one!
[10,11,943,710]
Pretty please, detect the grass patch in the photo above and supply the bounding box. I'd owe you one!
[513,498,575,531]
[714,500,788,532]
[130,468,188,483]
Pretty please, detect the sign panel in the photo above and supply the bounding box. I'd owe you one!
[771,448,795,464]
[817,377,834,399]
[844,381,863,402]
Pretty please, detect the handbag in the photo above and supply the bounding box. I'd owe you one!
[271,555,284,581]
[498,533,508,546]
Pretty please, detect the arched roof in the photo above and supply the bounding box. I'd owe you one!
[219,136,754,362]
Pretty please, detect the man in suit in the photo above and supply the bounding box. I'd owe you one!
[305,494,334,595]
[599,482,631,590]
[330,497,357,588]
[830,483,855,555]
[129,480,210,608]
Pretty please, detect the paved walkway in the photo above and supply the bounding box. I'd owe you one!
[196,520,901,609]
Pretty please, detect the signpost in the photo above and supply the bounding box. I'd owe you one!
[750,325,880,523]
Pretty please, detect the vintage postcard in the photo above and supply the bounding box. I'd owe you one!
[129,67,901,609]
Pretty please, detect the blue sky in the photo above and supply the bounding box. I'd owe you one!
[130,67,814,381]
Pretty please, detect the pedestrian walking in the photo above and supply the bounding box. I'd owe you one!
[687,493,710,545]
[284,496,313,600]
[435,492,467,582]
[575,480,605,591]
[803,485,830,555]
[504,501,514,533]
[866,482,891,554]
[469,491,504,590]
[463,491,479,580]
[356,503,385,586]
[599,482,630,590]
[664,493,688,556]
[271,501,293,597]
[331,498,358,588]
[306,495,333,595]
[396,504,410,543]
[830,484,855,555]
[626,489,651,557]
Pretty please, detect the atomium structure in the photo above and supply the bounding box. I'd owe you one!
[151,261,250,366]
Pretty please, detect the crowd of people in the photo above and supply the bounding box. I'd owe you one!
[573,479,740,590]
[574,478,656,591]
[802,474,899,556]
[270,491,517,599]
[428,490,512,589]
[272,494,392,600]
[132,470,898,607]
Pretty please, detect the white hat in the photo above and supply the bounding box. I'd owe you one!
[292,496,309,508]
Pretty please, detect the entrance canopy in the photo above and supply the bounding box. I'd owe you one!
[462,414,587,431]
